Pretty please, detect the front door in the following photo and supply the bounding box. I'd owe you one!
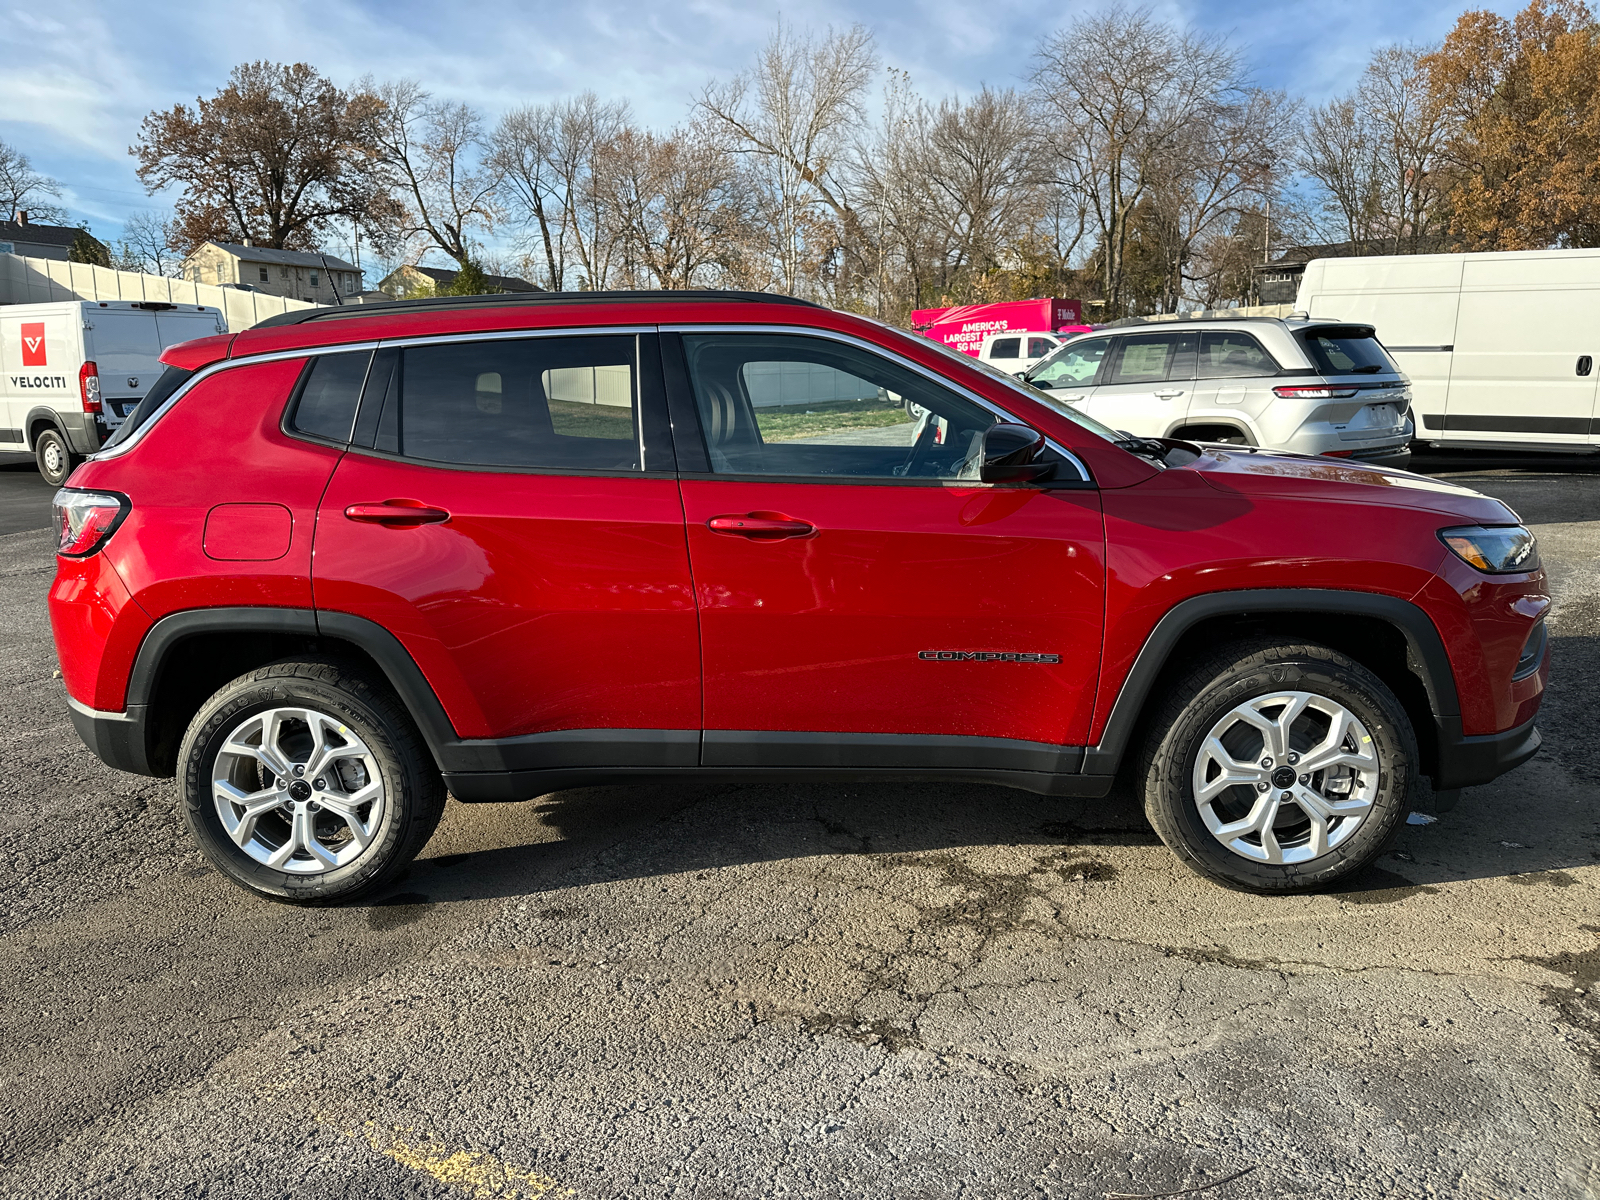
[670,331,1106,767]
[1082,330,1197,438]
[313,332,700,747]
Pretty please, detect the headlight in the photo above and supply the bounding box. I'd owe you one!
[1439,525,1539,574]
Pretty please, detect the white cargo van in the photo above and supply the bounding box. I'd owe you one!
[1296,249,1600,453]
[0,299,225,483]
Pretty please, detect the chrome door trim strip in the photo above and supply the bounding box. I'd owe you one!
[90,325,656,462]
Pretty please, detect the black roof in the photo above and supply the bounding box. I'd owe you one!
[253,289,822,329]
[0,220,100,249]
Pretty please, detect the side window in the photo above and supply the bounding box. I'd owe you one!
[1106,331,1197,385]
[1197,331,1278,379]
[681,333,999,481]
[290,351,371,443]
[1031,337,1109,386]
[1027,337,1056,359]
[988,337,1021,360]
[373,335,640,471]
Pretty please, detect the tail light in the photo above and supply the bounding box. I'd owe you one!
[52,489,129,557]
[79,361,101,414]
[1272,385,1359,399]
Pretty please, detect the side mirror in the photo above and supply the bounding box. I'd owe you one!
[980,422,1056,484]
[1026,376,1055,390]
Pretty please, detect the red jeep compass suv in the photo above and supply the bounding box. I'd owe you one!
[47,291,1549,902]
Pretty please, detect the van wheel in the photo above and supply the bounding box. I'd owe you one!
[35,428,80,485]
[1139,639,1415,893]
[178,659,446,905]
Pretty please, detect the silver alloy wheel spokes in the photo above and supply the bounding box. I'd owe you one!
[1191,690,1380,865]
[212,706,386,875]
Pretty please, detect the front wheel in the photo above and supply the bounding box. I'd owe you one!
[35,427,80,485]
[179,659,445,904]
[1140,639,1416,892]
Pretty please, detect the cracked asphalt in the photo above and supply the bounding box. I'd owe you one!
[0,451,1596,1199]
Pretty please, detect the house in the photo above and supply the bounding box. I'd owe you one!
[379,264,540,298]
[179,241,363,304]
[0,213,108,262]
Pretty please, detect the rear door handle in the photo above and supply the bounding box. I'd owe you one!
[344,500,451,526]
[707,513,815,539]
[1154,389,1186,399]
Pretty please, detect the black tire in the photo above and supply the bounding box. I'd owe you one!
[35,427,80,486]
[1139,639,1416,893]
[179,658,445,904]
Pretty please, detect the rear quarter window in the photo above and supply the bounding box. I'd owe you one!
[289,351,372,443]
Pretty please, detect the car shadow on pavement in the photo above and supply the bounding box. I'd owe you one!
[382,744,1596,910]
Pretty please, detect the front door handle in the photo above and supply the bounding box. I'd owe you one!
[707,513,815,539]
[1154,389,1186,399]
[1056,393,1086,403]
[345,500,451,526]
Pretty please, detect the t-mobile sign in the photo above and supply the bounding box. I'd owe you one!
[20,322,47,367]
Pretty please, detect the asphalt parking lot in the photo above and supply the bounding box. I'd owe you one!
[0,450,1595,1199]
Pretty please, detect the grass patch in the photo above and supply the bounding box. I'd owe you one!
[756,401,912,442]
[548,399,636,440]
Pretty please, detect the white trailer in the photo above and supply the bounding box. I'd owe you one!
[1295,248,1600,453]
[0,299,225,482]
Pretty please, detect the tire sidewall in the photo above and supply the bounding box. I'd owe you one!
[1149,654,1413,891]
[37,429,72,486]
[180,672,414,902]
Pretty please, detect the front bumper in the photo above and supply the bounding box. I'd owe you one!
[1431,713,1542,790]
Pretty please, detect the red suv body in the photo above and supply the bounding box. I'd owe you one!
[47,292,1550,901]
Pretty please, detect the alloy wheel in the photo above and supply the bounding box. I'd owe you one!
[211,706,387,874]
[1190,690,1379,864]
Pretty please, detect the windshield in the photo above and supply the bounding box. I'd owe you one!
[1297,326,1398,375]
[875,322,1128,444]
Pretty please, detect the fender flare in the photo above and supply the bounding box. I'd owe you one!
[1081,588,1459,776]
[25,406,64,450]
[1167,415,1257,444]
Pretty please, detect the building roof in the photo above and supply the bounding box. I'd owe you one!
[1251,239,1451,273]
[393,265,542,294]
[0,220,101,250]
[199,241,359,271]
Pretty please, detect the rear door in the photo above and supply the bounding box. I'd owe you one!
[312,330,701,753]
[1188,329,1281,436]
[671,329,1105,763]
[1083,330,1197,437]
[86,309,163,428]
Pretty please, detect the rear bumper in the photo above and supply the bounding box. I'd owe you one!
[66,696,157,775]
[1431,714,1542,790]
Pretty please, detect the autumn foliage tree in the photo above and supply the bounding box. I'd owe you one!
[1422,0,1600,249]
[133,62,396,254]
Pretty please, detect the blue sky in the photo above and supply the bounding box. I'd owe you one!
[1,0,1525,266]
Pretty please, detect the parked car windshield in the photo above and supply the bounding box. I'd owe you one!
[876,323,1128,445]
[1298,326,1397,375]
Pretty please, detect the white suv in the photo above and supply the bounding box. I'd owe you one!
[1022,316,1414,468]
[976,330,1065,375]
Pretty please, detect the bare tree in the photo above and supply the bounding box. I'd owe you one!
[490,93,631,290]
[111,211,183,275]
[367,79,501,268]
[1300,45,1450,255]
[0,139,66,225]
[696,22,878,296]
[1031,4,1240,314]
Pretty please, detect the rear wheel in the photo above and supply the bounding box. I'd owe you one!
[1140,639,1415,892]
[179,659,445,904]
[35,427,80,485]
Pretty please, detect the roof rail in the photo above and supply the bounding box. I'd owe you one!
[252,288,823,329]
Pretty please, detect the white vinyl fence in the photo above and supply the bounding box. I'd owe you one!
[0,252,322,330]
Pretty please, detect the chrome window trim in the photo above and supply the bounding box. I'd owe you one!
[662,323,1093,483]
[90,326,655,462]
